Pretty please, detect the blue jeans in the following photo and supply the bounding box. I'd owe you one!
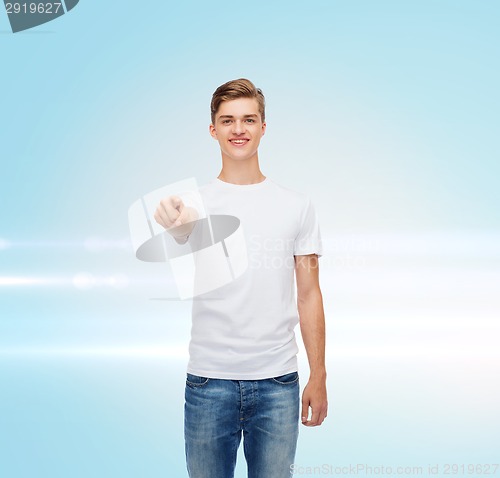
[184,371,300,478]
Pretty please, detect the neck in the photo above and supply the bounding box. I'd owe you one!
[218,154,265,185]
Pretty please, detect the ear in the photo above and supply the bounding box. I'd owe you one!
[261,122,267,136]
[209,124,218,139]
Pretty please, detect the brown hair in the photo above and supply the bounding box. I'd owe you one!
[211,78,266,124]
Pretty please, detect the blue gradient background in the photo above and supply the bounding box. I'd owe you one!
[1,1,499,477]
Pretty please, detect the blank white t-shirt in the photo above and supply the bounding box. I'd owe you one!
[186,177,322,380]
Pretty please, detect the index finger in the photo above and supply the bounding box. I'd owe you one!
[170,195,183,210]
[158,195,183,226]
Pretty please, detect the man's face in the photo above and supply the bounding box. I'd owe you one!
[209,98,266,162]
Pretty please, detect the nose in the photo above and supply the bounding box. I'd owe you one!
[232,120,246,135]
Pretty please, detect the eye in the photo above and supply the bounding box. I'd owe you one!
[222,119,232,124]
[246,119,255,123]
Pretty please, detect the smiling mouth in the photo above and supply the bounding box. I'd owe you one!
[229,139,249,145]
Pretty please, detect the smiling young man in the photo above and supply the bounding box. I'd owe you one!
[154,78,327,478]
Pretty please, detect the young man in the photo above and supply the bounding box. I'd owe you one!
[154,79,327,478]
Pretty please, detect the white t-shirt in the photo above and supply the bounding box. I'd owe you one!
[186,177,322,380]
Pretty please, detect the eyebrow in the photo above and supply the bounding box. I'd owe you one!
[218,114,258,119]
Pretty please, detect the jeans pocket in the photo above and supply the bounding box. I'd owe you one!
[271,371,299,385]
[186,373,210,387]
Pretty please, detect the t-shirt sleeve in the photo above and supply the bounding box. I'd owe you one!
[294,197,323,257]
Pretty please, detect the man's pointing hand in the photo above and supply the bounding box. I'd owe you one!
[154,195,199,240]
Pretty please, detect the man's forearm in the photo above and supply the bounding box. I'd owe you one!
[298,288,326,379]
